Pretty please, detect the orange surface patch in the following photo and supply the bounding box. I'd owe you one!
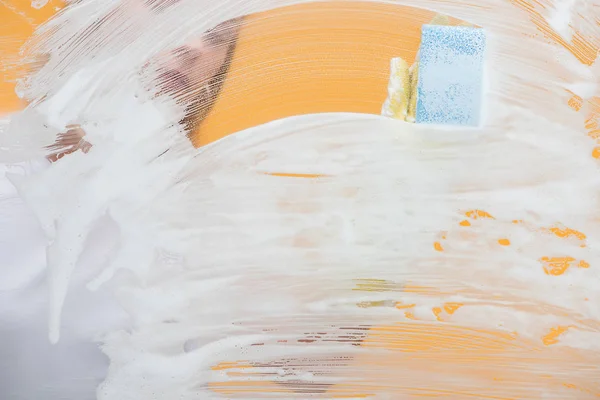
[444,303,463,315]
[193,2,440,146]
[465,209,495,220]
[0,0,64,113]
[548,226,586,241]
[395,302,416,310]
[568,95,584,111]
[540,256,576,276]
[542,325,571,346]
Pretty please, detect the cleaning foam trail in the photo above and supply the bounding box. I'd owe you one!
[415,25,486,126]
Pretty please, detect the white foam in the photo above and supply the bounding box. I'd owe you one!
[546,0,577,42]
[1,0,599,398]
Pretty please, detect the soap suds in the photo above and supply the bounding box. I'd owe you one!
[546,0,577,41]
[1,0,599,398]
[31,0,49,9]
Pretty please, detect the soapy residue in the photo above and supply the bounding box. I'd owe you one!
[31,0,49,10]
[1,0,600,398]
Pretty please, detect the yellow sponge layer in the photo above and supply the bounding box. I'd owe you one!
[381,13,452,123]
[406,61,419,122]
[380,57,411,121]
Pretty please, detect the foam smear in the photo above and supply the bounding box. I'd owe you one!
[1,0,599,398]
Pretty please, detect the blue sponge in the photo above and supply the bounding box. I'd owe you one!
[415,25,486,127]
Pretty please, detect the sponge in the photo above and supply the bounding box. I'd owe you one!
[415,25,486,126]
[381,17,486,127]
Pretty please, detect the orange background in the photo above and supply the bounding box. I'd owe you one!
[0,1,435,144]
[195,2,437,145]
[0,0,64,112]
